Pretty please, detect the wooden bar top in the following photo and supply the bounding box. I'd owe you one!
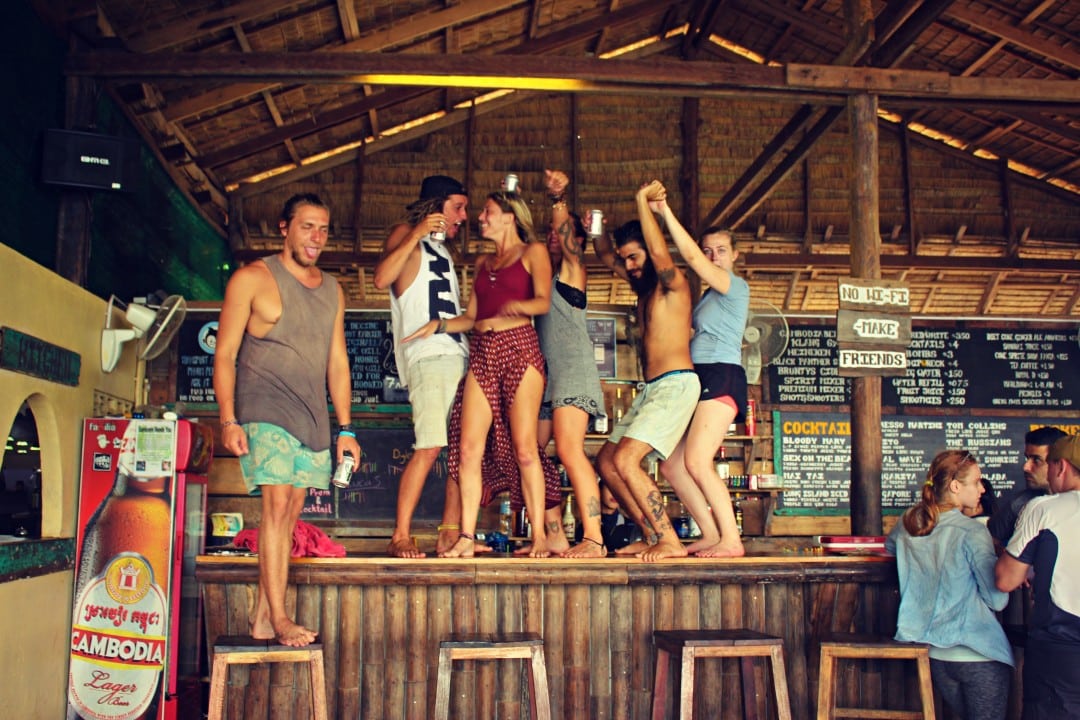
[196,551,895,585]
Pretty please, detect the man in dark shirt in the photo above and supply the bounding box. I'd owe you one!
[987,426,1067,546]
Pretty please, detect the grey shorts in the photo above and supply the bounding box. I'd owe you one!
[606,370,700,460]
[406,354,466,449]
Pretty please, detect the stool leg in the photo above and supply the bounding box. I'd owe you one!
[768,645,793,720]
[915,653,936,720]
[309,652,328,720]
[529,645,552,720]
[678,648,696,720]
[816,649,836,720]
[434,647,453,720]
[740,656,760,720]
[207,655,228,720]
[651,648,671,720]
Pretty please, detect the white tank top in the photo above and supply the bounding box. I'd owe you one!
[389,236,467,387]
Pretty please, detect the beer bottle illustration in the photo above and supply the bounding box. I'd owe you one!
[69,421,174,720]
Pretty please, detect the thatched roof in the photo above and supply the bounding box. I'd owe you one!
[38,0,1080,316]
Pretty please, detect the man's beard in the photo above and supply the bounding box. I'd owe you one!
[628,261,659,296]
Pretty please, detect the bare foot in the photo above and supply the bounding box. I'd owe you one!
[560,537,607,559]
[640,537,688,563]
[439,535,475,558]
[516,533,569,556]
[615,539,652,556]
[436,528,459,555]
[249,614,275,641]
[684,535,721,554]
[272,618,318,647]
[694,539,746,558]
[387,537,426,559]
[513,537,553,558]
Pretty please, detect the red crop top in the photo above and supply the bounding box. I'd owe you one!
[475,257,534,321]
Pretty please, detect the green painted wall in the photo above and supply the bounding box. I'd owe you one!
[2,1,228,302]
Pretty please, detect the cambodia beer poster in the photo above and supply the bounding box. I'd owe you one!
[69,419,178,720]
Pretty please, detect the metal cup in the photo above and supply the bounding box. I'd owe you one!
[503,173,519,193]
[588,209,604,236]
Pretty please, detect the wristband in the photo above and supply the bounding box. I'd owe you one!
[436,318,448,334]
[221,419,240,428]
[338,429,357,438]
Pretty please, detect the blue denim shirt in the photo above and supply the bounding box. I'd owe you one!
[886,508,1014,666]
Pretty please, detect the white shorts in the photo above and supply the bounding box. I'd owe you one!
[406,354,466,449]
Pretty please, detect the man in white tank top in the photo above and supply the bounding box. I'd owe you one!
[375,176,470,557]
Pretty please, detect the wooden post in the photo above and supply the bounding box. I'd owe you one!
[848,90,883,537]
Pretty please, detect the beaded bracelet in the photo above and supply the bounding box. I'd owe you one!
[221,419,240,428]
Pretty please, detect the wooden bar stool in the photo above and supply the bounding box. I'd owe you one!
[434,632,551,720]
[651,629,792,720]
[207,635,327,720]
[817,636,935,719]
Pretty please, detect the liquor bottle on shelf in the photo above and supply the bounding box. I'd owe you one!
[733,493,744,535]
[498,495,513,536]
[562,493,576,542]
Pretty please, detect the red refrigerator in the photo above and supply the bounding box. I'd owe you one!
[68,417,212,720]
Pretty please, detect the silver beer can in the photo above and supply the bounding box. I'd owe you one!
[430,227,446,241]
[588,208,604,236]
[504,173,519,193]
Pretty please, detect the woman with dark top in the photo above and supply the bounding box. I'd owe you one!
[886,450,1013,720]
[409,189,560,558]
[534,169,607,558]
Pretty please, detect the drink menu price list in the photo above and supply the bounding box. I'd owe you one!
[775,412,1080,512]
[342,317,405,405]
[768,323,1079,410]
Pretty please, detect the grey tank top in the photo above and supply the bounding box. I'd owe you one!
[235,255,340,452]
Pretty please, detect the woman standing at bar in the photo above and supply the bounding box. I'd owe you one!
[533,169,607,557]
[416,189,560,558]
[886,450,1013,720]
[654,196,747,557]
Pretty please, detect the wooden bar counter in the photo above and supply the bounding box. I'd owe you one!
[197,552,912,720]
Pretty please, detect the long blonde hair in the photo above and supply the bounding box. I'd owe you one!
[488,191,538,244]
[902,450,978,537]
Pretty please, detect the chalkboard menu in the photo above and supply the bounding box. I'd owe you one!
[175,311,404,406]
[302,426,446,522]
[768,322,1080,410]
[775,411,1080,513]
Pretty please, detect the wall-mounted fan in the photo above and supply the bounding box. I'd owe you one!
[101,294,187,372]
[741,299,790,385]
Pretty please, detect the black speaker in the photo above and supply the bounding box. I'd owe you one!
[41,129,141,192]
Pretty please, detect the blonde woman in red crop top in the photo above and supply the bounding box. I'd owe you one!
[409,190,562,558]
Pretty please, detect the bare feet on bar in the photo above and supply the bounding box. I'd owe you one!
[513,536,554,558]
[560,536,607,559]
[615,539,651,556]
[639,536,688,563]
[272,618,318,647]
[439,534,475,558]
[683,534,720,555]
[387,537,425,559]
[694,538,746,559]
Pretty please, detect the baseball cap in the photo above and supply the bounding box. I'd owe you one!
[419,175,467,200]
[1048,434,1080,468]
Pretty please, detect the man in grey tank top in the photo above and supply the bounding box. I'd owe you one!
[214,193,360,647]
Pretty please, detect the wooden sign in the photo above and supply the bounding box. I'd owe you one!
[0,326,81,386]
[838,346,908,377]
[836,278,910,313]
[836,309,912,346]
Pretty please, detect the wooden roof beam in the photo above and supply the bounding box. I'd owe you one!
[947,4,1080,71]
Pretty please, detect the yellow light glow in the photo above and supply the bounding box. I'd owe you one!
[454,89,517,108]
[352,74,589,91]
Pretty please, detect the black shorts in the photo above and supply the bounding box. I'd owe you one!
[694,361,747,421]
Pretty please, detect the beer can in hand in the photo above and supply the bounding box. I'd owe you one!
[503,173,519,192]
[332,451,355,488]
[430,224,446,242]
[588,209,604,237]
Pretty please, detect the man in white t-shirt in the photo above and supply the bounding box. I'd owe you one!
[996,434,1080,719]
